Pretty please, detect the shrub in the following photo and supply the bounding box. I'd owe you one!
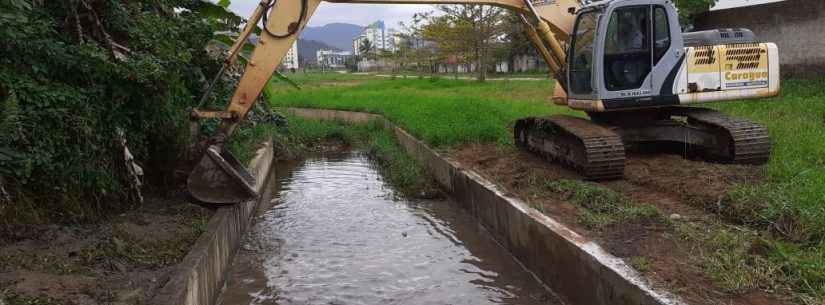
[0,0,228,223]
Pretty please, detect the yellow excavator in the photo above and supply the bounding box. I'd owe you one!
[188,0,780,204]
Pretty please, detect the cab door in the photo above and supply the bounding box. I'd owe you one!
[648,3,684,98]
[599,3,654,102]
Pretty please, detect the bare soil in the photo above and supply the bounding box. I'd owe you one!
[449,144,787,305]
[0,195,211,305]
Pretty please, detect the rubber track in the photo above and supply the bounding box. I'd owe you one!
[515,115,626,180]
[684,107,771,164]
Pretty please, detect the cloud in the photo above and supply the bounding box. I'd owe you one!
[310,4,432,27]
[228,2,433,29]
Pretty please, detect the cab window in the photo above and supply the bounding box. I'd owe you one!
[653,6,671,65]
[569,11,600,95]
[603,6,651,91]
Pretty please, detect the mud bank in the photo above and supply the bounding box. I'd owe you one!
[449,144,785,305]
[150,139,274,305]
[0,139,274,305]
[0,197,211,305]
[282,108,685,305]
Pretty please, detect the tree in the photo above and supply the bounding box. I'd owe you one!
[398,16,440,75]
[359,39,374,58]
[673,0,719,25]
[419,5,506,81]
[0,0,232,221]
[499,12,536,74]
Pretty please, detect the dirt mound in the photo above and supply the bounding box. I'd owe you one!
[621,153,762,208]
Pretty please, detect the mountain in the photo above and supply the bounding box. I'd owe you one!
[299,23,363,52]
[297,39,339,64]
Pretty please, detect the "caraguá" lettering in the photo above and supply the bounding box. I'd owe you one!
[725,71,769,81]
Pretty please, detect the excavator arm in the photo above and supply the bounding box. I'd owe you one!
[188,0,579,204]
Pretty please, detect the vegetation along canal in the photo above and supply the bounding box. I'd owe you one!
[219,151,561,305]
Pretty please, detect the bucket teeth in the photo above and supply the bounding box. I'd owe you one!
[187,145,258,205]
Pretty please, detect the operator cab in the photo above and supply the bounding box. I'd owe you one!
[567,0,684,111]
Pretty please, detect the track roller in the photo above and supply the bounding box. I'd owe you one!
[514,115,626,180]
[683,107,771,164]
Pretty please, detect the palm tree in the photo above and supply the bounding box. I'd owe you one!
[359,39,374,58]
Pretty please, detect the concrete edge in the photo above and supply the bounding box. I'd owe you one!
[282,107,688,305]
[151,139,274,305]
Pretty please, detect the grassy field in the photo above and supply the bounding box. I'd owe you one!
[268,73,580,147]
[714,81,825,237]
[267,72,825,302]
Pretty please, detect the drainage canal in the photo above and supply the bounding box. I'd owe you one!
[219,152,562,305]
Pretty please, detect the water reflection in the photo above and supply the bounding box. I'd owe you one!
[220,152,560,305]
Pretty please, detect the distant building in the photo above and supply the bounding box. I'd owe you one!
[316,49,352,69]
[352,20,400,56]
[385,28,400,52]
[282,41,299,70]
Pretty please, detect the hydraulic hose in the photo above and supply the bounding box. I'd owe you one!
[261,0,308,39]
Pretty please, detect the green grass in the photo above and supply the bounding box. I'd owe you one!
[268,73,825,301]
[710,79,825,241]
[272,115,352,149]
[699,80,825,303]
[676,219,825,304]
[515,169,662,228]
[274,71,375,85]
[0,289,56,305]
[268,74,574,147]
[678,220,784,294]
[627,256,652,273]
[357,122,437,196]
[382,71,552,79]
[544,179,662,229]
[259,114,436,197]
[228,123,279,164]
[78,225,201,269]
[0,252,85,276]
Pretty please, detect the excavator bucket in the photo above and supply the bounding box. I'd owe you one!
[187,145,258,205]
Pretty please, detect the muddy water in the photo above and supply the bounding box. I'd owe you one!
[219,152,562,305]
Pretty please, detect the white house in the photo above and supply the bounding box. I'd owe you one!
[316,49,352,69]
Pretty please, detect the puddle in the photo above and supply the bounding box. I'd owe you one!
[219,152,562,305]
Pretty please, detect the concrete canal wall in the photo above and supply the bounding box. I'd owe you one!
[151,140,274,305]
[283,107,687,305]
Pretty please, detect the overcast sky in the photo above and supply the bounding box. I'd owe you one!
[228,0,784,29]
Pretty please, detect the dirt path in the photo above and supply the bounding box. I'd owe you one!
[0,195,211,305]
[449,144,785,305]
